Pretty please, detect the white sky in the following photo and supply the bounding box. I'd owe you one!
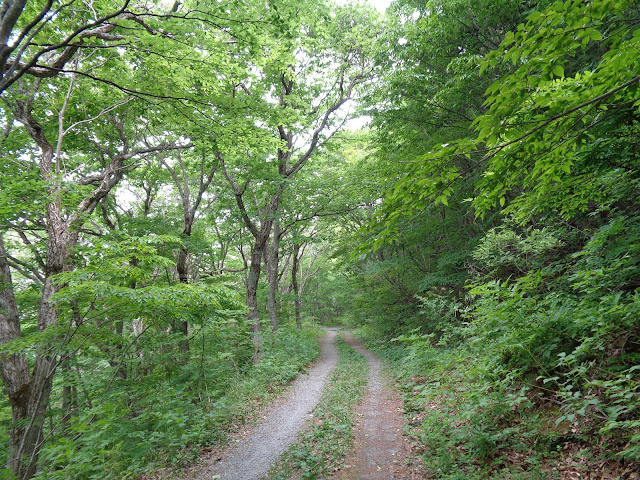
[369,0,392,13]
[335,0,392,13]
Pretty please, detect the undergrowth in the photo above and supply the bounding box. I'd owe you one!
[268,335,368,480]
[359,323,639,479]
[359,331,553,479]
[21,324,321,480]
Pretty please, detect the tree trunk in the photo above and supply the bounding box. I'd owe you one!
[175,243,190,353]
[2,103,74,478]
[7,222,77,479]
[163,152,218,352]
[0,234,35,479]
[291,243,302,329]
[314,280,320,322]
[246,240,266,361]
[6,88,178,479]
[265,221,281,333]
[61,361,78,429]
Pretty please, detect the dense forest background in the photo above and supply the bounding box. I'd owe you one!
[0,0,639,478]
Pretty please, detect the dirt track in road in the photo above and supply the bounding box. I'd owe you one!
[337,332,420,479]
[196,328,340,480]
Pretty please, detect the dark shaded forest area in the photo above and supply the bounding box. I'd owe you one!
[0,0,639,478]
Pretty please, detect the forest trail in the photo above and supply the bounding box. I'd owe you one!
[337,332,419,479]
[195,328,340,480]
[180,328,418,480]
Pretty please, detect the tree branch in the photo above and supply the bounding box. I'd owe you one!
[3,253,43,283]
[218,152,259,238]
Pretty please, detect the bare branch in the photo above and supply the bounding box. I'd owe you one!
[63,97,133,137]
[73,142,192,221]
[1,1,131,92]
[218,152,259,238]
[3,252,43,283]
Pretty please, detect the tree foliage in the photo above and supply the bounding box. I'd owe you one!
[331,0,640,475]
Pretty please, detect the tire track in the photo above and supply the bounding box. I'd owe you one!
[200,328,340,480]
[339,332,418,479]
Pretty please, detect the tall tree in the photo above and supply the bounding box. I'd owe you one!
[2,76,185,478]
[160,149,220,350]
[218,1,378,354]
[0,2,240,474]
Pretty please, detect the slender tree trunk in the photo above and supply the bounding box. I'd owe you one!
[175,244,190,353]
[61,361,78,429]
[114,317,127,379]
[220,154,281,361]
[62,304,82,427]
[291,243,302,329]
[265,221,281,332]
[163,152,218,353]
[314,280,320,321]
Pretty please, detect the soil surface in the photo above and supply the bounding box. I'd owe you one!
[337,332,421,479]
[196,328,340,480]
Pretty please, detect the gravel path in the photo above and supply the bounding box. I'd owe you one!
[338,332,419,479]
[201,328,340,480]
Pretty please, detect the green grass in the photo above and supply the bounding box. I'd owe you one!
[267,335,369,480]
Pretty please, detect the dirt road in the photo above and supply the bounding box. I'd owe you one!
[179,328,417,480]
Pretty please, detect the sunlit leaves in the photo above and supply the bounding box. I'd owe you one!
[50,235,243,330]
[474,0,640,213]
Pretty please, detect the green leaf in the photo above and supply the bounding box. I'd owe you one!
[589,29,603,41]
[552,65,564,78]
[502,31,515,47]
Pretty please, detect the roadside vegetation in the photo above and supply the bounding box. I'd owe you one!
[362,325,638,479]
[311,0,640,477]
[0,324,320,480]
[268,336,368,480]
